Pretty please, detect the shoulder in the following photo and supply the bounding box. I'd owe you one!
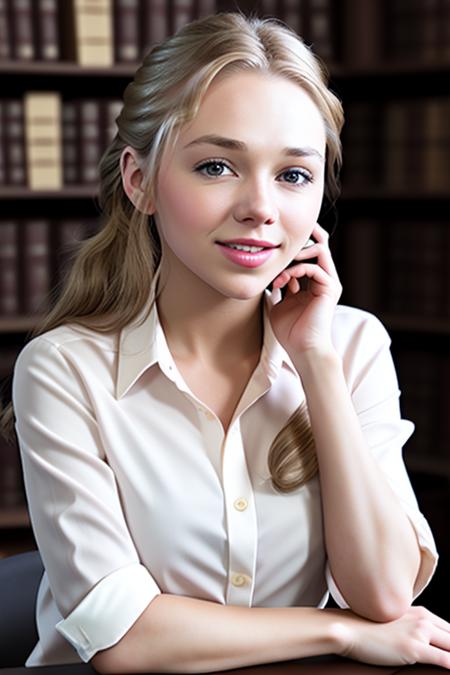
[331,306,393,389]
[332,304,390,355]
[14,322,117,377]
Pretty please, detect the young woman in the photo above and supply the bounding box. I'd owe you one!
[2,11,449,673]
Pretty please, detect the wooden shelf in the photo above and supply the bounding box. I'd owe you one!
[340,189,450,202]
[0,506,30,528]
[380,314,450,337]
[1,58,449,80]
[0,186,99,200]
[0,60,138,77]
[0,316,42,333]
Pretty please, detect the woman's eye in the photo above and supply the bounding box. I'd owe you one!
[279,168,313,186]
[195,160,232,177]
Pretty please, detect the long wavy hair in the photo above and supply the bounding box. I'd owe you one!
[1,11,344,492]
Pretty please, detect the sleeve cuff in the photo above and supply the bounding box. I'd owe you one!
[55,562,161,662]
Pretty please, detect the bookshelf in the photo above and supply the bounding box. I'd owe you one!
[1,0,449,618]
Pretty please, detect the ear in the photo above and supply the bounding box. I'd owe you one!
[120,146,155,214]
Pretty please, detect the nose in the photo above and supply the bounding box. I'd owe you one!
[232,178,278,226]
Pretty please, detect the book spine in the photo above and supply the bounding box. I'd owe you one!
[56,219,89,286]
[0,0,10,59]
[141,0,168,52]
[196,0,215,17]
[339,219,380,312]
[73,0,114,66]
[79,100,101,184]
[171,0,193,34]
[0,101,5,185]
[424,98,450,194]
[9,0,35,60]
[114,0,140,62]
[24,91,63,190]
[0,438,24,509]
[105,99,123,145]
[385,220,444,318]
[35,0,60,61]
[4,99,27,186]
[309,0,334,61]
[0,221,20,316]
[20,219,51,315]
[281,0,304,36]
[62,100,80,185]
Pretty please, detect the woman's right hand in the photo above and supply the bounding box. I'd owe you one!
[334,605,450,669]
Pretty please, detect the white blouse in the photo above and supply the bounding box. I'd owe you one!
[12,290,438,667]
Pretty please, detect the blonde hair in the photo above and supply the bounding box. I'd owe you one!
[1,11,344,492]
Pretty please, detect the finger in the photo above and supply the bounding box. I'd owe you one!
[285,262,336,290]
[422,607,450,633]
[415,642,450,670]
[311,222,330,245]
[430,625,450,651]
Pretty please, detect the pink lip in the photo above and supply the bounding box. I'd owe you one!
[216,242,276,268]
[218,238,278,247]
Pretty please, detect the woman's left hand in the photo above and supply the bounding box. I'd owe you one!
[269,222,342,358]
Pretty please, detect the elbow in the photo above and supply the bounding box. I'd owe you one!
[356,588,413,623]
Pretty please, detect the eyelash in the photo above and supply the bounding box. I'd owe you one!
[193,159,314,187]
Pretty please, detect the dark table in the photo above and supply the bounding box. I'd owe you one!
[0,656,447,674]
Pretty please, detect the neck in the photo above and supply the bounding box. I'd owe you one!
[156,264,265,367]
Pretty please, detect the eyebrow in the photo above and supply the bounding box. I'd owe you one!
[183,134,325,162]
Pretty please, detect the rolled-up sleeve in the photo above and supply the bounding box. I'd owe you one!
[12,336,161,662]
[326,310,438,608]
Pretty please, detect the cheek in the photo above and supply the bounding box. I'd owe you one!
[155,177,219,237]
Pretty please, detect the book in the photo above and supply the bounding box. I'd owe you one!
[0,437,24,510]
[0,0,10,59]
[62,100,79,184]
[114,0,140,62]
[141,0,169,52]
[33,0,60,61]
[3,99,27,186]
[0,221,20,317]
[24,92,63,190]
[20,219,51,315]
[171,0,193,34]
[79,99,102,185]
[71,0,114,66]
[8,0,35,60]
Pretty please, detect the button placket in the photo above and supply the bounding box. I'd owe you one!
[222,425,257,606]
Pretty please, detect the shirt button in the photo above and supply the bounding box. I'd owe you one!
[231,573,249,587]
[234,498,248,511]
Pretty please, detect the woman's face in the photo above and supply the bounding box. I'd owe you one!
[153,70,327,300]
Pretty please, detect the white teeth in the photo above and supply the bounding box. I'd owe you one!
[225,243,265,253]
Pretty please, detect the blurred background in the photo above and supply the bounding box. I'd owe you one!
[0,0,449,618]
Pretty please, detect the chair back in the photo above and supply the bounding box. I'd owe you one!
[0,549,44,667]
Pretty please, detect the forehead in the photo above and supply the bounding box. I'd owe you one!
[178,70,326,151]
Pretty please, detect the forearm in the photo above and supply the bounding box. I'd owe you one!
[295,349,421,621]
[91,594,342,674]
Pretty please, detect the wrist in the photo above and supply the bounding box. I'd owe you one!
[325,609,357,657]
[293,346,342,379]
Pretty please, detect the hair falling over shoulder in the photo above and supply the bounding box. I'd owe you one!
[1,11,343,491]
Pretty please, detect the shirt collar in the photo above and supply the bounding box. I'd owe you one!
[116,288,298,399]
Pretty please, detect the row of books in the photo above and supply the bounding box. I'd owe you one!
[384,0,450,63]
[0,0,215,66]
[396,348,450,464]
[339,219,450,320]
[342,98,450,193]
[0,218,99,317]
[0,0,339,67]
[0,95,122,189]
